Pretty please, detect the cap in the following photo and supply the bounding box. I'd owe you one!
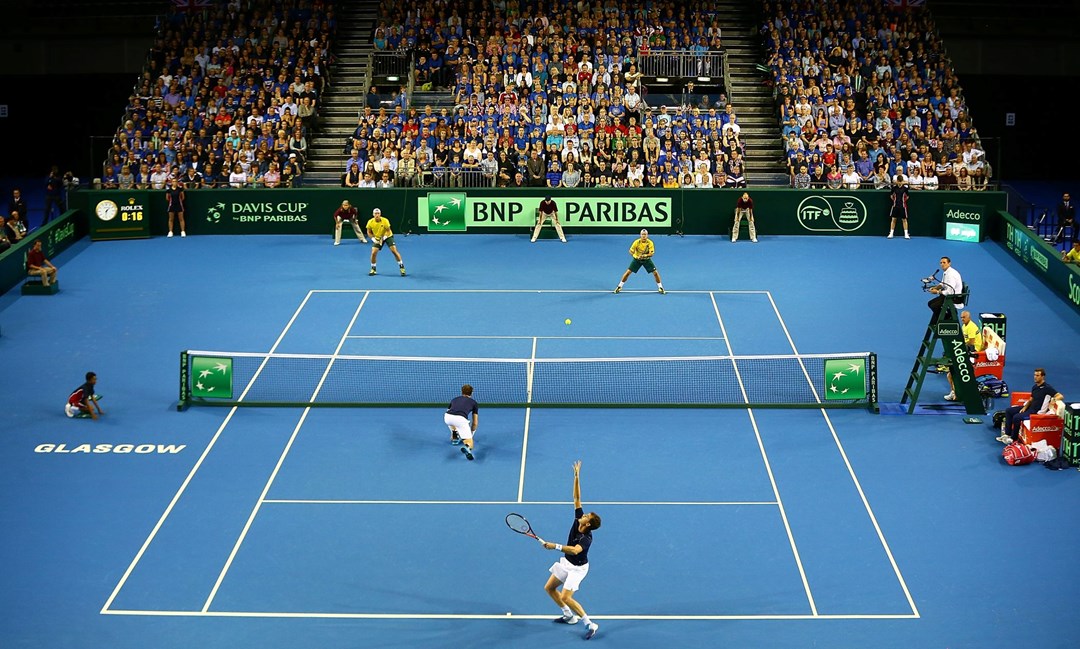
[373,208,381,214]
[640,228,649,235]
[289,153,297,158]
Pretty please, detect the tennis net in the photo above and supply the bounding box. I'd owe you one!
[178,350,877,410]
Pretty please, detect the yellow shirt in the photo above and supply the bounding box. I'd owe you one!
[1064,247,1080,263]
[963,320,985,351]
[629,238,654,259]
[366,217,393,240]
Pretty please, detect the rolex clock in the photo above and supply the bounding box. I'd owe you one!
[89,191,151,240]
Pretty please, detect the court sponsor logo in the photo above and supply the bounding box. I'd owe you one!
[795,195,867,232]
[426,192,467,231]
[35,443,186,454]
[949,339,973,384]
[936,322,961,337]
[1030,246,1048,272]
[206,201,310,225]
[46,222,77,256]
[422,194,671,230]
[1070,274,1080,307]
[944,203,985,224]
[190,356,233,399]
[824,358,867,400]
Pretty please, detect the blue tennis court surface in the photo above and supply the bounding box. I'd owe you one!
[1,233,1078,648]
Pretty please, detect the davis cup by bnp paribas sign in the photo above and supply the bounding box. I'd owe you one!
[420,193,672,230]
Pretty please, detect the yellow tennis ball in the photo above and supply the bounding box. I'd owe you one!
[565,318,572,325]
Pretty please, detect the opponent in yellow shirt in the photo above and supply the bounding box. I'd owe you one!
[1063,241,1080,263]
[614,229,665,294]
[364,207,406,276]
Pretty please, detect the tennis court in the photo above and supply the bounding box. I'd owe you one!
[1,233,1079,648]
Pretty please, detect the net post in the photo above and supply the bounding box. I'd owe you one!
[178,350,189,411]
[867,352,879,413]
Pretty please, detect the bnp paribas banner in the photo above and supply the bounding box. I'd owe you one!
[1001,211,1080,315]
[420,193,672,230]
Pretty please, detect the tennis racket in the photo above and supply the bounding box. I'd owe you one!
[506,513,545,543]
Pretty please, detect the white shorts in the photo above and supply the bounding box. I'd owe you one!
[549,556,590,591]
[443,413,473,440]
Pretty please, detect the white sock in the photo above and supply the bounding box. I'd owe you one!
[657,283,664,289]
[561,606,572,616]
[617,281,624,288]
[582,615,593,625]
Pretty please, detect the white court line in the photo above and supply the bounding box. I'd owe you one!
[764,291,920,618]
[344,335,727,340]
[310,289,770,294]
[261,500,777,506]
[516,337,537,502]
[710,292,818,617]
[201,292,371,613]
[101,290,320,615]
[101,609,917,620]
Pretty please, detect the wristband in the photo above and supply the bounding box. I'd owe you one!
[555,544,563,551]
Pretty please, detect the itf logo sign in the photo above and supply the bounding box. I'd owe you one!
[796,195,868,232]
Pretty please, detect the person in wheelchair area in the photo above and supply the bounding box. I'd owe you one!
[944,310,984,401]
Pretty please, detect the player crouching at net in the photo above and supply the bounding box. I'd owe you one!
[614,229,665,294]
[543,460,602,640]
[365,208,406,276]
[66,371,104,420]
[332,199,367,246]
[444,384,479,460]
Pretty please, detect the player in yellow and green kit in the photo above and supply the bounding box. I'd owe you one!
[365,207,406,276]
[614,229,665,294]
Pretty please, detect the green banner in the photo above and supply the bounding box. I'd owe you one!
[90,190,152,240]
[420,193,673,230]
[71,188,1005,237]
[997,211,1080,315]
[0,211,87,296]
[942,202,986,242]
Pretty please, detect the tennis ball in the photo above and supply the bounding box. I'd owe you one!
[565,318,572,325]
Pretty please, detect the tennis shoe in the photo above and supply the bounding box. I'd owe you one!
[334,241,340,246]
[887,232,894,239]
[180,231,186,237]
[451,432,461,445]
[658,287,666,294]
[944,392,956,401]
[613,286,621,294]
[904,232,910,239]
[584,622,599,640]
[400,266,406,276]
[369,268,377,276]
[461,446,474,460]
[554,614,580,625]
[751,237,758,243]
[996,433,1013,444]
[167,231,174,238]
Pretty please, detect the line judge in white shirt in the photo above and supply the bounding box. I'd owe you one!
[927,256,963,323]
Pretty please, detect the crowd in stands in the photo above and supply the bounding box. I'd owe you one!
[361,0,748,189]
[760,0,991,190]
[100,0,335,190]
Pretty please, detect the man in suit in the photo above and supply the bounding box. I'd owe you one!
[1054,192,1075,244]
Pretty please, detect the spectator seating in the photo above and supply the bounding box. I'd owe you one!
[760,0,991,190]
[102,0,336,189]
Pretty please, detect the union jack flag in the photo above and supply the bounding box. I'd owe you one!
[885,0,926,7]
[172,0,213,11]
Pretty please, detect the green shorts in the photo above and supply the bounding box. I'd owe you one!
[374,235,396,250]
[627,257,656,273]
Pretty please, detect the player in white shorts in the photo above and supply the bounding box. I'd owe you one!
[443,384,479,460]
[542,460,602,640]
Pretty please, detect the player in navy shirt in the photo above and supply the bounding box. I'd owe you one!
[543,461,602,640]
[443,384,479,460]
[887,175,910,239]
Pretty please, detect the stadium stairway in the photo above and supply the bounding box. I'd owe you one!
[304,0,380,187]
[715,0,788,186]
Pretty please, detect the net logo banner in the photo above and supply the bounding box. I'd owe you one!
[190,356,233,399]
[421,193,673,230]
[795,195,868,233]
[824,358,867,400]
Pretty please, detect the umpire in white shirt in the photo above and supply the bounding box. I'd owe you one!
[927,256,964,323]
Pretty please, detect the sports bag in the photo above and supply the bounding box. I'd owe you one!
[1003,442,1036,466]
[991,410,1007,429]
